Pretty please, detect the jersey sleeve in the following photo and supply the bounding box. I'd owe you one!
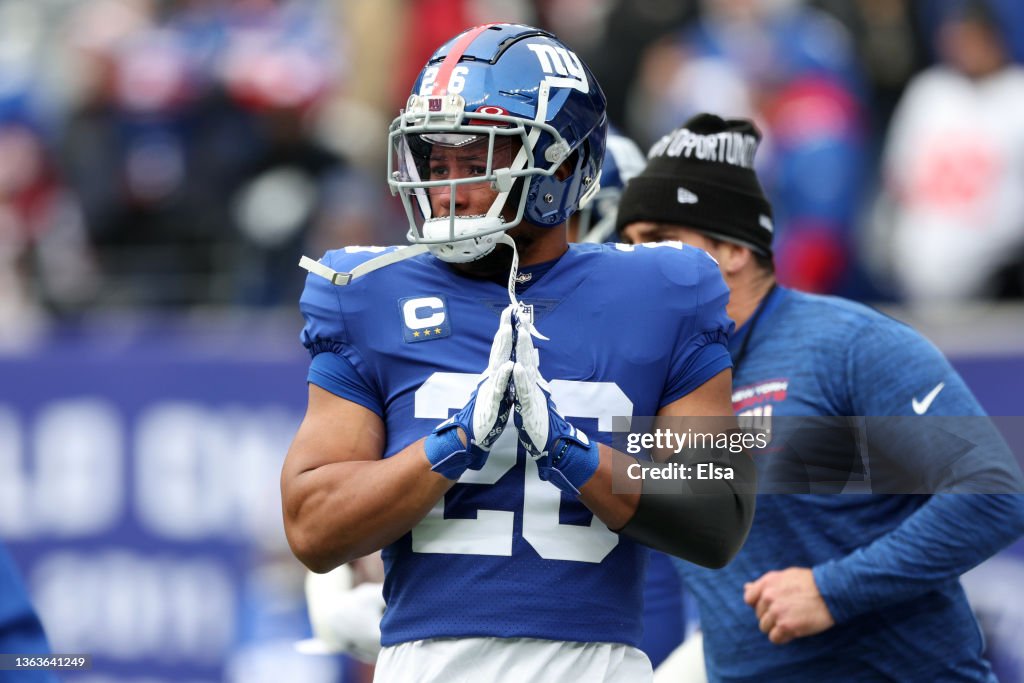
[298,248,388,417]
[811,316,1024,623]
[660,248,734,407]
[841,316,1024,493]
[813,494,1024,624]
[845,318,984,417]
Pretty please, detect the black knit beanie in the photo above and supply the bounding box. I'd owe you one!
[616,113,774,256]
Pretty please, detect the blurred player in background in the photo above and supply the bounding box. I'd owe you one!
[618,112,1024,682]
[568,127,647,244]
[281,23,755,682]
[0,544,57,683]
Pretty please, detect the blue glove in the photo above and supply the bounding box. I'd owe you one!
[511,324,599,497]
[424,305,515,480]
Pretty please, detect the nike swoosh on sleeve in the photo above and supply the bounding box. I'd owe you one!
[911,382,945,414]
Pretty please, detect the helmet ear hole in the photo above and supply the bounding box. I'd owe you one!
[555,149,579,181]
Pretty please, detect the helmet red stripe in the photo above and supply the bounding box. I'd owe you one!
[431,24,499,96]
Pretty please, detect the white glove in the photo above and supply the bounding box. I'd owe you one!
[424,304,516,479]
[512,322,599,497]
[300,565,384,663]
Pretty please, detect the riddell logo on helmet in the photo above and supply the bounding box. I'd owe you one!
[526,44,589,93]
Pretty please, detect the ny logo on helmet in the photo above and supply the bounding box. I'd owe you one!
[526,44,589,93]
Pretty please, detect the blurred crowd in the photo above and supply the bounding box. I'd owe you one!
[1,0,1023,326]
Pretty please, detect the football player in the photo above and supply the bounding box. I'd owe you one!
[295,128,687,670]
[569,127,647,244]
[282,24,755,682]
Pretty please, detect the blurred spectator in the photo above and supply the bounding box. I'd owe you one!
[917,0,1024,65]
[0,0,99,333]
[811,0,929,148]
[630,0,869,295]
[220,20,378,307]
[872,0,1024,306]
[5,0,1024,314]
[53,0,387,309]
[541,0,697,129]
[59,0,240,307]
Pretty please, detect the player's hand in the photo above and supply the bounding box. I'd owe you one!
[743,567,835,645]
[423,305,516,479]
[511,321,598,497]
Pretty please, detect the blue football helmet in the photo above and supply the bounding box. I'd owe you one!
[388,23,608,262]
[575,128,646,243]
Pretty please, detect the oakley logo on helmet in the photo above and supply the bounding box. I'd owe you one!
[526,43,589,93]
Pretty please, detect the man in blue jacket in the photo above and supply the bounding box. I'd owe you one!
[618,112,1024,682]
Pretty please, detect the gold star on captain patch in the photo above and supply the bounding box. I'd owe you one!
[424,329,432,336]
[434,327,442,334]
[412,331,420,337]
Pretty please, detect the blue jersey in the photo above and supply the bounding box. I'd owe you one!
[640,550,686,668]
[299,242,733,647]
[676,286,1024,682]
[0,545,56,683]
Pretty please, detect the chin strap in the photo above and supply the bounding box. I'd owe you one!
[298,234,548,340]
[298,245,430,285]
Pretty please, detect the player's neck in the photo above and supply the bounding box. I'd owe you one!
[518,224,569,267]
[729,273,777,329]
[446,223,568,283]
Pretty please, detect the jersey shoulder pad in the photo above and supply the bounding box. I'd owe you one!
[321,245,408,273]
[298,246,405,355]
[600,241,727,310]
[600,241,719,288]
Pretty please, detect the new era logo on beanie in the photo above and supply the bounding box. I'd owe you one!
[677,187,699,204]
[616,113,774,256]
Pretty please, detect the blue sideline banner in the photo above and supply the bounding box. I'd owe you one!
[0,320,1022,682]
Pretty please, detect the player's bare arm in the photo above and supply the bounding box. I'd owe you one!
[281,387,454,572]
[284,305,516,572]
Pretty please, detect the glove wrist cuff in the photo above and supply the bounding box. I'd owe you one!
[424,425,471,480]
[548,436,599,497]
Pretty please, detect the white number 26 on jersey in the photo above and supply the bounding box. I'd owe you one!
[412,372,632,564]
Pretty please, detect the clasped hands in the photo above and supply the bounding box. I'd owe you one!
[423,304,599,497]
